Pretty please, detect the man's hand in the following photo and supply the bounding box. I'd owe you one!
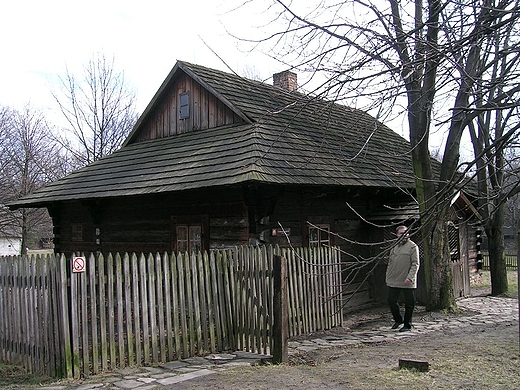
[404,278,412,285]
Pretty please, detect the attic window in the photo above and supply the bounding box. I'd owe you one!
[179,92,190,119]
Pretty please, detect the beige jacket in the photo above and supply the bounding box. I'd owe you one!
[385,239,420,289]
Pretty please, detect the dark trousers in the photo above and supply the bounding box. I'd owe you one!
[387,287,416,326]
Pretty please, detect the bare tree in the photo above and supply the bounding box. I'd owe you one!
[468,14,520,294]
[52,53,138,166]
[232,0,520,309]
[0,106,19,249]
[0,105,67,253]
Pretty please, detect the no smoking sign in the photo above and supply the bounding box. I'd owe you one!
[72,256,86,273]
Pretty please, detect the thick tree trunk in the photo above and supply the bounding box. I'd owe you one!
[425,205,456,311]
[408,86,456,310]
[486,204,509,296]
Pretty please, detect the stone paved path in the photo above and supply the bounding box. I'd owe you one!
[39,296,518,389]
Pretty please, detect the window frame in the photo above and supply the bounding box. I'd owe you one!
[308,223,331,248]
[303,217,333,248]
[179,92,190,119]
[171,215,208,254]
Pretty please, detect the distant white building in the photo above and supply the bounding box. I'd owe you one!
[0,234,22,256]
[0,208,22,256]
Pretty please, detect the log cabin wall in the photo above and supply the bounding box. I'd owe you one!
[247,185,374,306]
[256,186,370,256]
[132,73,244,143]
[49,184,380,305]
[50,184,373,260]
[50,188,250,256]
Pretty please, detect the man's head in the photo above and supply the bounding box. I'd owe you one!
[396,225,409,243]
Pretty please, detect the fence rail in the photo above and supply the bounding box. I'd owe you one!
[481,253,518,270]
[0,245,343,378]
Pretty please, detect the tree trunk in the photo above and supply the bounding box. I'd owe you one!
[425,204,457,311]
[486,203,509,295]
[20,208,28,255]
[408,85,456,310]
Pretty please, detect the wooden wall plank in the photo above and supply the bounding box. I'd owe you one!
[70,259,80,378]
[208,251,221,352]
[147,254,158,363]
[88,254,99,374]
[139,254,150,364]
[115,254,125,366]
[131,254,142,365]
[176,253,189,358]
[198,252,210,353]
[98,254,108,372]
[123,253,134,366]
[184,253,196,357]
[106,254,116,370]
[170,253,182,360]
[155,253,166,363]
[162,252,174,361]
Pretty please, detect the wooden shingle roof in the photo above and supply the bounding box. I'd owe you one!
[9,61,416,209]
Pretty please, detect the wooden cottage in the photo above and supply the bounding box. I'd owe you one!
[8,61,479,302]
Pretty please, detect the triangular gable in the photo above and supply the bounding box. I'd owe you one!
[450,191,482,221]
[124,61,252,146]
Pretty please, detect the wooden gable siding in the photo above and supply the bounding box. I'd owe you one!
[133,73,244,143]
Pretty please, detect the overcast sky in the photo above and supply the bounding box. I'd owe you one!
[0,0,278,115]
[2,0,460,155]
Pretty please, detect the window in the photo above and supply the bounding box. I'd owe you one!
[308,224,330,247]
[72,224,83,242]
[171,215,208,255]
[176,224,202,255]
[448,223,460,262]
[179,92,190,119]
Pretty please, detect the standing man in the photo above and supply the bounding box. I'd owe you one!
[386,225,420,332]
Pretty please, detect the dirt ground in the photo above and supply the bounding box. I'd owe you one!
[170,287,520,390]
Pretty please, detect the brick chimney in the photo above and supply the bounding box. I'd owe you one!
[273,70,297,92]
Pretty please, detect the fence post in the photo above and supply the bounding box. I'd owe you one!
[272,255,288,364]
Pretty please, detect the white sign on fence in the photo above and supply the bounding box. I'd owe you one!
[72,256,86,273]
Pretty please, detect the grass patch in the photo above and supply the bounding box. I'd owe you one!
[475,270,518,298]
[0,362,55,389]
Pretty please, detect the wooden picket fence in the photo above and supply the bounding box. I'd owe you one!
[481,253,518,270]
[0,245,342,378]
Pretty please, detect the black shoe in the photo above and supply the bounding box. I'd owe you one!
[391,321,403,329]
[399,324,412,332]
